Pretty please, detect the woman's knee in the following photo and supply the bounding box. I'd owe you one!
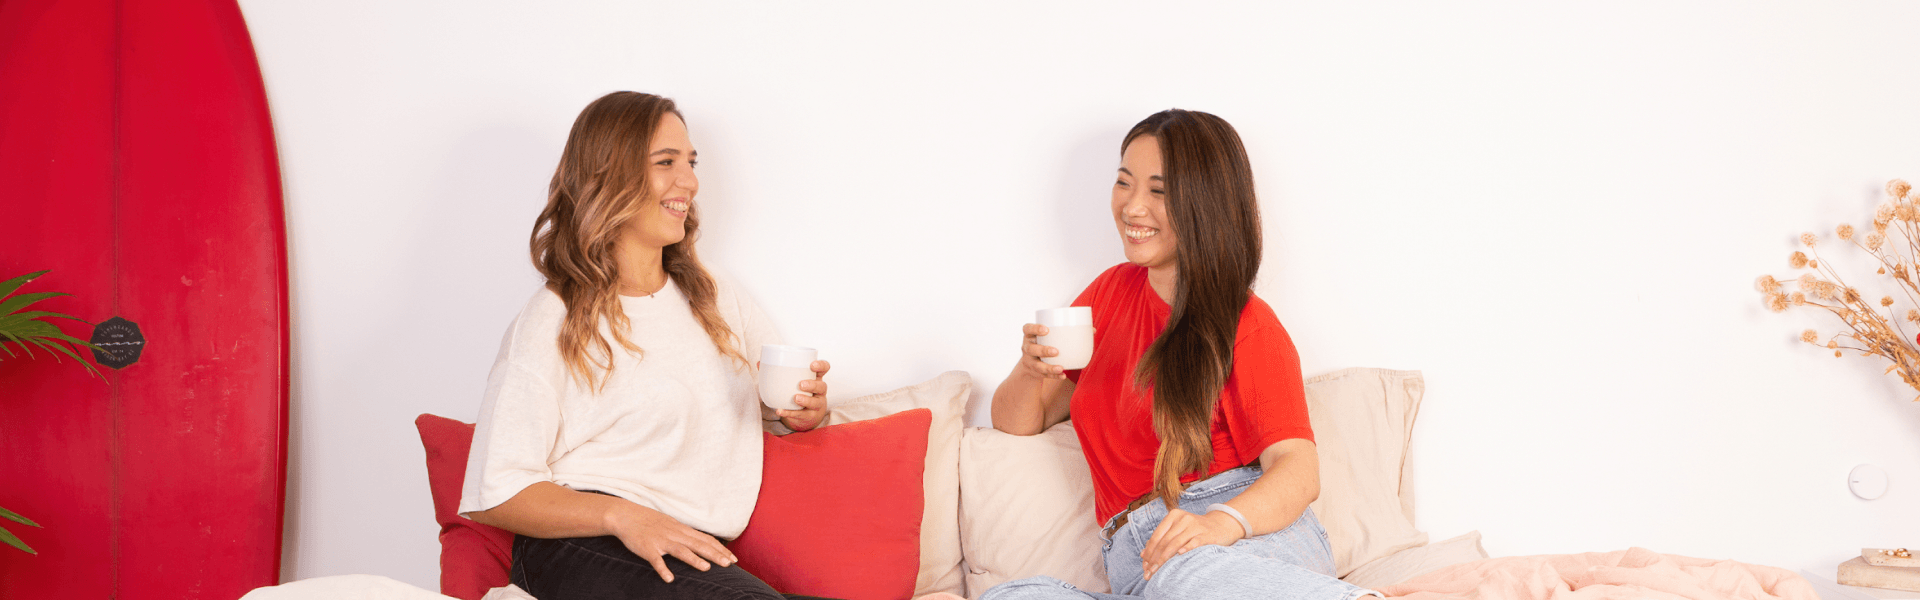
[1145,544,1360,600]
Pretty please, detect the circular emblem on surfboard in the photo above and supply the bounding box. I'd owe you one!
[89,316,146,369]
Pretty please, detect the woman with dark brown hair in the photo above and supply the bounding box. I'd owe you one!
[454,91,836,600]
[983,110,1379,600]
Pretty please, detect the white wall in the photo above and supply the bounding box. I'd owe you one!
[240,0,1920,590]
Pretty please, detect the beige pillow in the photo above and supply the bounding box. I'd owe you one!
[1340,531,1488,589]
[1304,367,1429,577]
[958,422,1108,597]
[822,371,970,597]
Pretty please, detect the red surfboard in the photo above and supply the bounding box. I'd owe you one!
[0,0,289,597]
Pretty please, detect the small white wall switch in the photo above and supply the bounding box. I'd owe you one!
[1850,464,1889,500]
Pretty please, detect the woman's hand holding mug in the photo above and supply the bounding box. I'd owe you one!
[761,345,829,431]
[1021,323,1070,380]
[777,360,830,432]
[1026,307,1094,379]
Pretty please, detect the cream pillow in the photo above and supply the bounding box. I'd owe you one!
[1304,367,1429,577]
[958,421,1108,597]
[238,575,452,600]
[1340,531,1487,589]
[822,370,970,597]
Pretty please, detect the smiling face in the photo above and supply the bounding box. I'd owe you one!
[620,113,699,251]
[1113,135,1178,274]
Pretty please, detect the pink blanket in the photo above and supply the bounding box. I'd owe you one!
[1378,547,1817,600]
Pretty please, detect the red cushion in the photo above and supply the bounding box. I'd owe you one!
[415,409,929,600]
[415,414,516,600]
[730,408,929,600]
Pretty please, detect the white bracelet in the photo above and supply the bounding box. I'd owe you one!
[1205,503,1254,539]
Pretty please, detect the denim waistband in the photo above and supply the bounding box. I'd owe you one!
[1102,466,1264,538]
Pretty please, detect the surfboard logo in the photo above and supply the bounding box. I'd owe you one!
[89,316,146,369]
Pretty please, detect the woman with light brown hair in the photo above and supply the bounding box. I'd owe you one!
[984,110,1379,600]
[455,91,834,600]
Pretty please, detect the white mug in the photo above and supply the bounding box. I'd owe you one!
[1036,307,1094,370]
[758,344,817,411]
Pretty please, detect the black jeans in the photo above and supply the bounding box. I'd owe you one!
[510,532,838,600]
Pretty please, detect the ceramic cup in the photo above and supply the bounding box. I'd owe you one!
[758,344,817,411]
[1036,307,1094,370]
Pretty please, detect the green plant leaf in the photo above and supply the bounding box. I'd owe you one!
[0,505,39,528]
[27,337,104,378]
[23,339,63,362]
[3,320,58,338]
[0,310,91,327]
[0,270,47,301]
[30,338,78,360]
[0,292,65,317]
[25,338,75,362]
[0,271,108,380]
[0,311,69,327]
[0,323,105,370]
[39,330,105,354]
[1,336,35,359]
[0,525,35,554]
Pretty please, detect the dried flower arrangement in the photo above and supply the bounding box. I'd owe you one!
[1758,179,1920,400]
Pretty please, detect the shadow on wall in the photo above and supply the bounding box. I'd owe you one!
[389,124,553,371]
[1867,365,1920,441]
[1052,127,1132,285]
[956,126,1127,422]
[282,124,553,583]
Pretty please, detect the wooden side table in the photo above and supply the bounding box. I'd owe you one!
[1804,568,1920,600]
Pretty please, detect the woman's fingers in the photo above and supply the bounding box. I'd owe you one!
[643,553,676,583]
[1020,324,1067,380]
[1141,510,1181,565]
[797,377,827,397]
[776,393,827,417]
[797,365,827,400]
[665,543,711,572]
[1023,341,1060,359]
[1021,343,1067,379]
[1022,358,1065,380]
[1142,510,1206,579]
[689,532,736,568]
[776,386,829,430]
[1136,538,1198,580]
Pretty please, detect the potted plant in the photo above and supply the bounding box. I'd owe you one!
[0,270,106,554]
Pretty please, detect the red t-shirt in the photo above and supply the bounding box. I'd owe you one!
[1066,263,1315,524]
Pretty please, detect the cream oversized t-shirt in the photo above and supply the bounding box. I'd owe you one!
[457,276,776,539]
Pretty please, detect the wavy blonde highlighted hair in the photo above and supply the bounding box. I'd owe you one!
[530,91,743,391]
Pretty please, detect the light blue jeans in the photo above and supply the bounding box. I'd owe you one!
[979,467,1376,600]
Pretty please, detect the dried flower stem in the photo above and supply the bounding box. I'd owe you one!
[1851,237,1920,310]
[1761,179,1920,401]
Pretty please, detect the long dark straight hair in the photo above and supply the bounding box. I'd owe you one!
[1124,109,1263,508]
[529,91,742,391]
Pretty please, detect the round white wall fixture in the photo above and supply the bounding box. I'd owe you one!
[1850,464,1889,500]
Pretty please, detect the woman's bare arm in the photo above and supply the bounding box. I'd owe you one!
[466,481,736,583]
[991,323,1076,435]
[1223,439,1320,534]
[1139,439,1321,579]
